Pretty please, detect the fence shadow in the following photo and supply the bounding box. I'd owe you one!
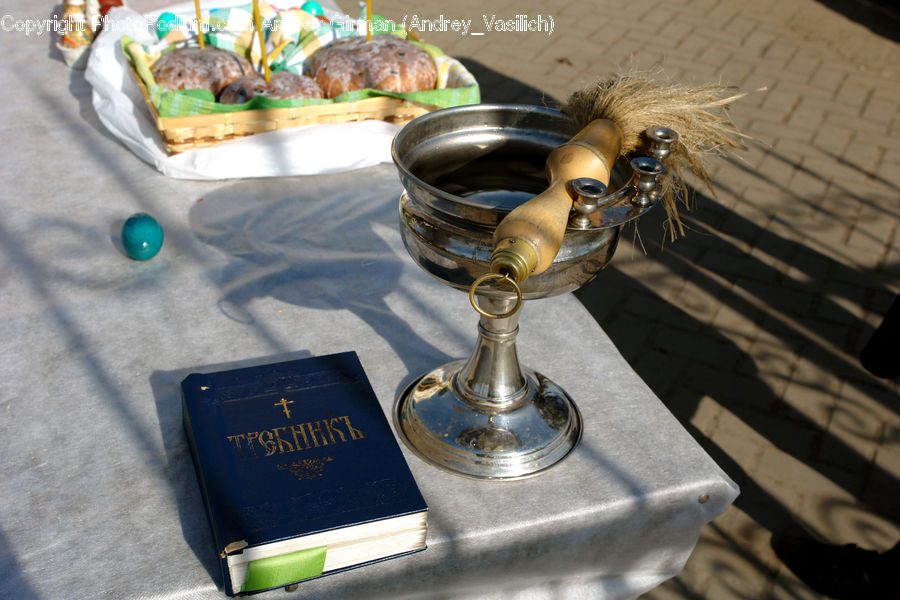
[813,0,900,44]
[576,185,899,545]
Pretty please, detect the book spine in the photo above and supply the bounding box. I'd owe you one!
[182,374,239,596]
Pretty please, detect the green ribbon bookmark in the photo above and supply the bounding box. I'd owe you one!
[240,546,327,593]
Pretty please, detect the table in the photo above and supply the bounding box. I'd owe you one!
[0,3,737,598]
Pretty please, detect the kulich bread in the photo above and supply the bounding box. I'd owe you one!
[152,47,252,96]
[218,71,324,104]
[309,35,437,98]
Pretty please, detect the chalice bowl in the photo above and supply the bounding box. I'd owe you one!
[391,104,680,480]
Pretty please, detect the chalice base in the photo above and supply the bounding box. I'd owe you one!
[394,360,583,480]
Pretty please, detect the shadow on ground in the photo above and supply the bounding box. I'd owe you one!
[575,189,899,594]
[814,0,900,44]
[458,58,562,107]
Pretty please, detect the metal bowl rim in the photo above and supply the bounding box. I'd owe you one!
[390,103,574,212]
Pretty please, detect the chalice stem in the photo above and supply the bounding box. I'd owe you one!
[394,291,582,480]
[457,295,527,410]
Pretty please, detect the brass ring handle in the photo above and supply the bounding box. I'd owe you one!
[468,272,523,319]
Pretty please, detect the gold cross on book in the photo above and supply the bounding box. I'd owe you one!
[274,397,294,419]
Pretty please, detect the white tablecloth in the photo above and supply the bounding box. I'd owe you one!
[0,2,737,597]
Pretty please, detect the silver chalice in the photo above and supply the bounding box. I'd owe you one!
[391,104,678,480]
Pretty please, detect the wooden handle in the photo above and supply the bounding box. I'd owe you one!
[490,119,624,282]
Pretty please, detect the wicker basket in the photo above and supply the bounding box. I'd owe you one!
[130,67,439,154]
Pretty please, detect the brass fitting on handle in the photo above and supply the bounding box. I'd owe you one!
[490,238,537,283]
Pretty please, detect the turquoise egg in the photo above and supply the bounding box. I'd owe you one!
[300,1,324,16]
[156,11,180,38]
[122,213,164,261]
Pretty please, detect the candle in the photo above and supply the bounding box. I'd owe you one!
[253,0,270,82]
[193,0,204,48]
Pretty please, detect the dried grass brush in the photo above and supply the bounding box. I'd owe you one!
[489,72,758,283]
[564,73,756,239]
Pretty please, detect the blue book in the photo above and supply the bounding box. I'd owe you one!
[182,351,428,596]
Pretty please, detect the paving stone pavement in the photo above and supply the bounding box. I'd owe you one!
[365,0,900,597]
